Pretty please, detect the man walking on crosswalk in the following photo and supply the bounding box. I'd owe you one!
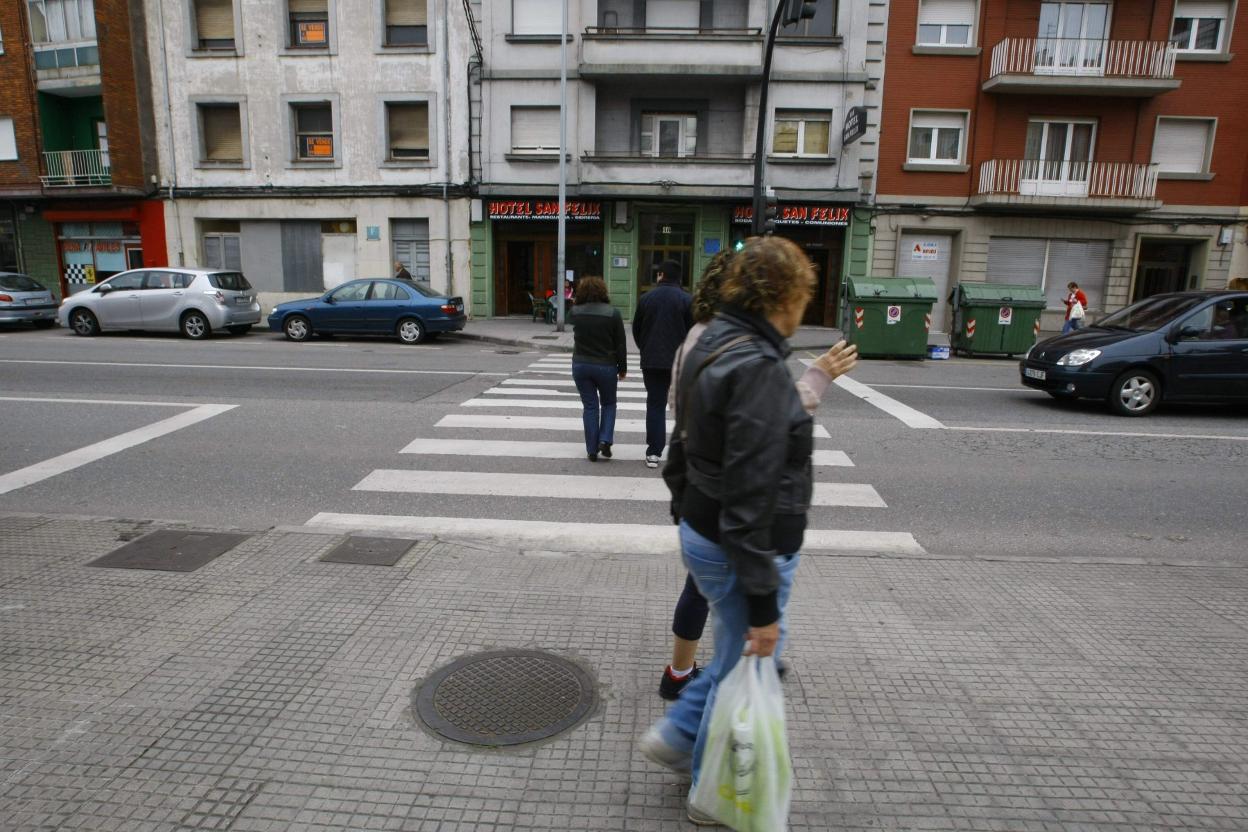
[633,260,693,468]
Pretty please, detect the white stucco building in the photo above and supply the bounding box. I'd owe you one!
[145,0,473,309]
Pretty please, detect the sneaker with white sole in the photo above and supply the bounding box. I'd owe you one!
[645,454,661,469]
[638,725,691,774]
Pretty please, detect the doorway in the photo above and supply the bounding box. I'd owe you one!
[1035,2,1111,74]
[638,212,695,297]
[1021,120,1095,196]
[494,230,603,316]
[1134,240,1200,301]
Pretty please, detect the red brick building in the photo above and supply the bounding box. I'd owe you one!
[0,0,165,297]
[874,0,1248,335]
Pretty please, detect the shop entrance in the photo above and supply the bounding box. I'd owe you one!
[493,227,603,316]
[638,212,695,296]
[1134,240,1200,301]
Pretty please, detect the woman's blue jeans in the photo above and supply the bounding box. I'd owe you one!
[656,521,800,786]
[572,361,618,455]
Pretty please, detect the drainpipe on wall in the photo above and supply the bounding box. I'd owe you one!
[154,0,186,266]
[442,0,454,293]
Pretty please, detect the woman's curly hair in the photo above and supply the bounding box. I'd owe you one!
[691,250,734,324]
[574,276,610,305]
[719,236,814,317]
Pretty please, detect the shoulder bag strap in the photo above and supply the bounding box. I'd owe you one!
[674,335,753,441]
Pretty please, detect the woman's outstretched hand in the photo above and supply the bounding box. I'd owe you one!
[814,340,858,379]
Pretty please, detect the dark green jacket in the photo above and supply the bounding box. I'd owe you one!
[571,302,628,375]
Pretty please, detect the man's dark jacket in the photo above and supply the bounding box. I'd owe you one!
[632,281,693,370]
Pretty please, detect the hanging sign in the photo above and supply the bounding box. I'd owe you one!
[842,106,868,146]
[488,200,602,221]
[731,204,850,227]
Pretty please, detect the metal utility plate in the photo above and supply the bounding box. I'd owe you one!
[87,530,250,572]
[320,536,413,567]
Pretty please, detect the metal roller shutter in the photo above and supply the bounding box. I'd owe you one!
[898,232,954,333]
[196,0,235,41]
[386,0,427,25]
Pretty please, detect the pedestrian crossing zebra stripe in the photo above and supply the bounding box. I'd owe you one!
[501,378,648,389]
[464,398,651,412]
[398,438,853,467]
[304,513,926,556]
[435,413,832,439]
[483,387,650,399]
[353,470,887,507]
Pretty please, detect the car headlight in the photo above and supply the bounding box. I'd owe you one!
[1056,348,1101,367]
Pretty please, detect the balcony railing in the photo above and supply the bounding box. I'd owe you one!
[32,41,100,71]
[989,38,1177,79]
[583,26,762,38]
[978,159,1158,201]
[40,150,112,187]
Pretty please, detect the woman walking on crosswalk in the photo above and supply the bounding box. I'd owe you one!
[569,276,628,462]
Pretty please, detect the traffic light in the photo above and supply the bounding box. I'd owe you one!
[782,0,818,26]
[762,190,779,236]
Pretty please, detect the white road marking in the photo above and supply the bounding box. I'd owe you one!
[868,383,1032,393]
[305,513,924,555]
[0,395,191,408]
[0,358,505,377]
[436,413,831,439]
[946,425,1248,442]
[0,403,237,496]
[502,377,647,389]
[464,397,649,412]
[399,438,853,466]
[354,469,885,507]
[483,387,649,399]
[831,374,946,430]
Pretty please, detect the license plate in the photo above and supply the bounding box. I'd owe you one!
[25,299,46,306]
[235,296,251,305]
[1024,367,1046,381]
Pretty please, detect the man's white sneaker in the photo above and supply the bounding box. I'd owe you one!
[645,454,661,468]
[638,726,691,774]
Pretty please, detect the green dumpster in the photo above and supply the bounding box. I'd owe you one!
[951,283,1047,357]
[843,276,938,359]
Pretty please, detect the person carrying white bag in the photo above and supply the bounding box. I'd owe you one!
[639,236,818,829]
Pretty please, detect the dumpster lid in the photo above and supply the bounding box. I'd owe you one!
[957,282,1047,306]
[846,276,939,301]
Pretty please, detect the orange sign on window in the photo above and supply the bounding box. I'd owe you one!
[298,21,327,44]
[306,136,334,157]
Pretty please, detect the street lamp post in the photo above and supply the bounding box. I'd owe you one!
[555,0,569,331]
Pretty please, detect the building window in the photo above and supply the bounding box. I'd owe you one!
[644,0,699,28]
[198,103,244,163]
[0,118,17,161]
[202,221,242,270]
[916,0,974,45]
[513,0,560,35]
[781,0,836,37]
[26,0,97,44]
[293,102,334,160]
[1171,0,1228,51]
[384,0,427,45]
[641,113,697,158]
[987,237,1110,311]
[772,110,831,157]
[192,0,235,49]
[386,101,430,161]
[511,106,560,154]
[1152,117,1215,174]
[908,111,965,164]
[392,219,431,283]
[288,0,329,48]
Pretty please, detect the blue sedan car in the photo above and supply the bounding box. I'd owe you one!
[267,278,465,344]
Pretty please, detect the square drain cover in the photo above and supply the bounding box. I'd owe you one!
[320,536,413,566]
[88,530,250,572]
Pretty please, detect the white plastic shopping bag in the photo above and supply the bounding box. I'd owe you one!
[689,655,792,831]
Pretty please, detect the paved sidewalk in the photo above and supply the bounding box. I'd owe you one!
[458,316,845,354]
[1,513,1246,831]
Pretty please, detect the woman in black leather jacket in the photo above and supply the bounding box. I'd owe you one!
[639,235,817,822]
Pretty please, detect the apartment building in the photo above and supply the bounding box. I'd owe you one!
[145,0,473,307]
[875,0,1248,336]
[467,0,887,325]
[0,0,165,298]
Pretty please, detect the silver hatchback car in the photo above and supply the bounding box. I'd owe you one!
[0,272,59,329]
[58,267,262,339]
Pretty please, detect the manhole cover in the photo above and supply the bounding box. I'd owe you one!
[320,536,412,566]
[414,650,596,747]
[87,530,250,572]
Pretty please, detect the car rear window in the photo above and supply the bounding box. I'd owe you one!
[208,272,252,291]
[0,274,45,292]
[399,280,441,299]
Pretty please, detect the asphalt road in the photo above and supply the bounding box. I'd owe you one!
[2,324,1245,564]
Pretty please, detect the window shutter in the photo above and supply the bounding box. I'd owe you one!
[388,103,430,154]
[288,0,327,13]
[196,0,235,40]
[1046,240,1110,311]
[386,0,427,25]
[202,106,243,161]
[511,107,560,150]
[987,237,1047,285]
[1152,119,1210,173]
[513,0,561,34]
[913,111,966,131]
[203,236,222,269]
[1175,0,1228,19]
[918,0,976,25]
[223,235,242,270]
[645,0,700,28]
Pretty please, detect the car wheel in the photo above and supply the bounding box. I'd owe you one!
[1109,369,1160,417]
[228,324,252,336]
[32,319,56,329]
[69,308,99,337]
[397,317,426,344]
[180,310,211,340]
[283,315,311,342]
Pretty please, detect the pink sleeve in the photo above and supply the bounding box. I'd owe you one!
[795,365,832,415]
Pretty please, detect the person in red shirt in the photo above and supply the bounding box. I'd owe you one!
[1063,281,1089,334]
